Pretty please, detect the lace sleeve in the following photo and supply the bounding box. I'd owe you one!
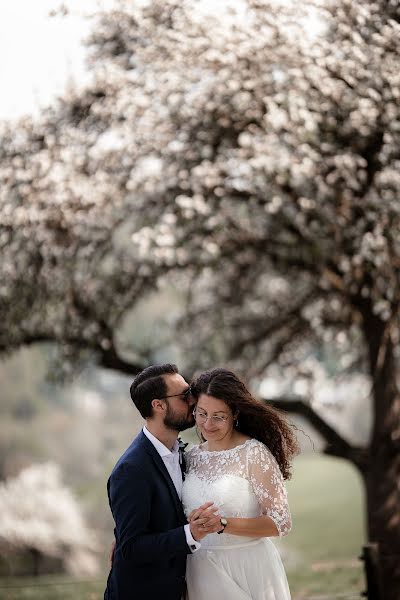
[246,441,292,537]
[185,446,197,470]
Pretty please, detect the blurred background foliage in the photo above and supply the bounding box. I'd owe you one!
[1,0,399,597]
[0,321,367,598]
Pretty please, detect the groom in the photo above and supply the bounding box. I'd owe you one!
[104,363,221,600]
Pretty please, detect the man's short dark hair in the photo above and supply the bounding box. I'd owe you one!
[130,364,179,418]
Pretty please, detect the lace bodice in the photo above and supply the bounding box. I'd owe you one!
[182,439,291,547]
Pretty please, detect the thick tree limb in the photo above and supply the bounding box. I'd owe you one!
[97,344,144,376]
[0,335,369,468]
[0,335,144,377]
[264,396,369,469]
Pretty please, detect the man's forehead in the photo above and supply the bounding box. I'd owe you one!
[164,372,187,390]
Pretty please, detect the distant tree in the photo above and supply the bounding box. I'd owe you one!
[0,462,98,576]
[0,0,399,594]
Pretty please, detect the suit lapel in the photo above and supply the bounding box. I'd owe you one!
[139,432,186,523]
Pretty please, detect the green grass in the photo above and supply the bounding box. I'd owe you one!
[0,576,105,600]
[0,453,366,600]
[281,452,366,598]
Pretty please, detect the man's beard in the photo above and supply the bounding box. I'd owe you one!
[164,403,195,432]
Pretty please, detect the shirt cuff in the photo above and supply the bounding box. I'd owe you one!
[184,523,201,552]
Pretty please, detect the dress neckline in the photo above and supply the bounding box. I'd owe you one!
[196,438,254,455]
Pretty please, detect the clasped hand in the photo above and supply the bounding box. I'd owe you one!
[188,502,222,541]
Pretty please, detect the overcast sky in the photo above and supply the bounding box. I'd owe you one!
[0,0,321,122]
[0,1,106,121]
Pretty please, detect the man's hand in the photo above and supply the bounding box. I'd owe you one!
[188,502,216,523]
[188,502,222,541]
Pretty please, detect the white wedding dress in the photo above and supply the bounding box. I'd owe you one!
[182,439,291,600]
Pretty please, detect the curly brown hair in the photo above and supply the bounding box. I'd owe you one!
[191,368,299,480]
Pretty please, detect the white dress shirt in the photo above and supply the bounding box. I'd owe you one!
[143,426,200,552]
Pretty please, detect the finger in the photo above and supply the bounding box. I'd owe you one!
[203,514,221,522]
[190,510,220,527]
[201,513,220,524]
[198,502,214,510]
[193,502,215,515]
[196,522,209,533]
[207,518,224,530]
[194,517,217,530]
[194,515,221,529]
[191,505,217,522]
[202,518,221,529]
[200,509,220,521]
[193,516,208,525]
[189,510,203,522]
[204,507,220,515]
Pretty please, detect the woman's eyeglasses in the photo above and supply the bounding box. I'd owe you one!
[193,408,229,425]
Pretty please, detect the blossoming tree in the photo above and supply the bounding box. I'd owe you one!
[0,0,399,595]
[0,463,98,576]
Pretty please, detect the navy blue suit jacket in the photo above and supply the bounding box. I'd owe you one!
[104,431,191,600]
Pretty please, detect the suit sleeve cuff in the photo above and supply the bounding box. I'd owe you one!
[184,524,201,552]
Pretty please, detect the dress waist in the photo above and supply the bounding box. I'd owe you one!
[200,537,266,551]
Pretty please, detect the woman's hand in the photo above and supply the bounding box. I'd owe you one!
[188,502,218,522]
[188,502,222,540]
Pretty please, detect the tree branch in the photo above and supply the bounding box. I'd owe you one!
[97,344,144,376]
[264,396,369,469]
[230,290,316,358]
[0,335,145,377]
[0,337,370,470]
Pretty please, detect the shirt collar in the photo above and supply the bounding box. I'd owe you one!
[143,426,179,458]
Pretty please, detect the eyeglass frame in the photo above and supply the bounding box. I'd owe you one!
[158,386,192,401]
[192,407,230,425]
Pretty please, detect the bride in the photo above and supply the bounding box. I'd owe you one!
[182,368,299,600]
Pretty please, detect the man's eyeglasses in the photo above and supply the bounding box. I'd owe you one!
[193,408,229,425]
[159,386,192,401]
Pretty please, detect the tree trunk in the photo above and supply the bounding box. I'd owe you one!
[30,548,41,577]
[360,306,400,600]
